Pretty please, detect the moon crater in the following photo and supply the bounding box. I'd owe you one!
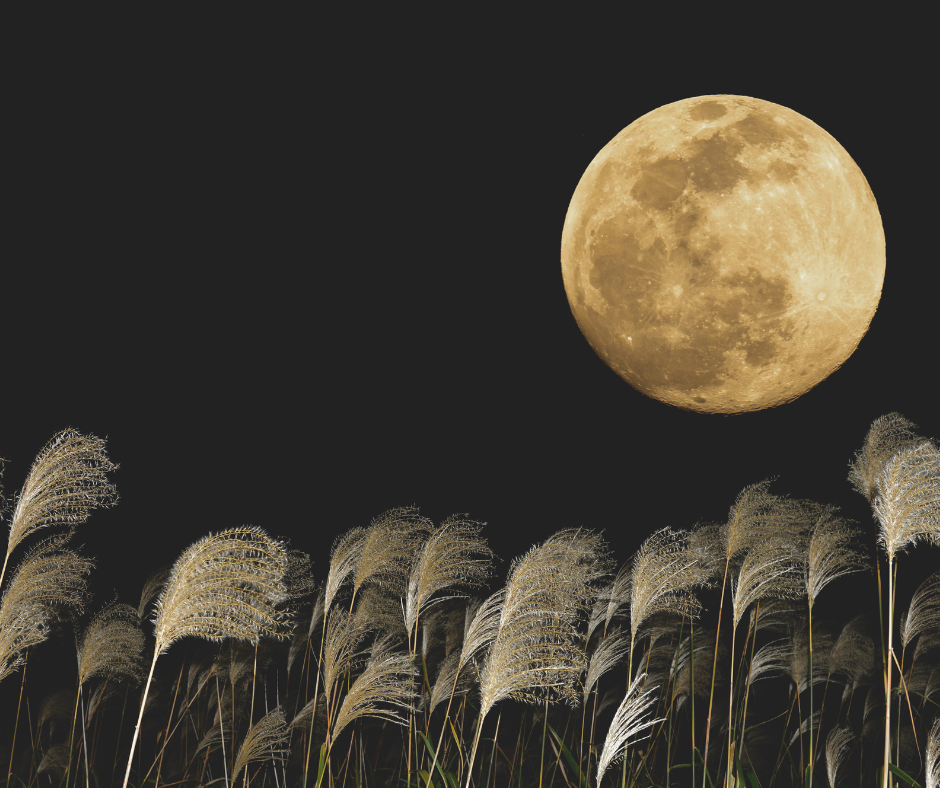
[561,95,885,413]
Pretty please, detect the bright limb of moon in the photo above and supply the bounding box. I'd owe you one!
[561,95,885,413]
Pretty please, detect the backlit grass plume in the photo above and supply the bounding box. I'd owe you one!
[403,514,493,641]
[464,529,607,785]
[137,565,170,620]
[595,672,662,786]
[122,526,290,788]
[0,532,93,681]
[824,724,855,788]
[900,571,940,650]
[351,506,431,606]
[68,601,146,787]
[233,706,289,782]
[629,527,708,671]
[848,412,922,504]
[330,650,416,742]
[805,506,867,609]
[78,600,145,686]
[1,428,118,590]
[927,716,940,788]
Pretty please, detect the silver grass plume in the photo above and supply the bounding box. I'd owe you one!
[670,627,726,711]
[688,522,725,581]
[284,549,315,603]
[926,665,940,707]
[583,627,630,705]
[444,601,469,657]
[900,571,940,650]
[331,650,416,741]
[927,716,940,788]
[404,514,492,640]
[151,527,291,654]
[137,566,170,620]
[0,532,93,681]
[872,441,940,560]
[232,706,289,776]
[351,506,432,601]
[37,743,71,780]
[732,536,803,629]
[830,615,875,691]
[355,584,407,637]
[322,609,368,708]
[430,650,474,712]
[849,413,922,504]
[720,479,816,563]
[748,638,794,684]
[602,563,632,633]
[805,506,867,608]
[290,695,326,736]
[595,672,663,787]
[325,527,366,612]
[782,617,833,695]
[476,529,605,717]
[629,527,708,650]
[2,428,117,587]
[123,526,290,788]
[77,601,145,686]
[826,725,855,788]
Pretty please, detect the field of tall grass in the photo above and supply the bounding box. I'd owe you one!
[1,414,939,788]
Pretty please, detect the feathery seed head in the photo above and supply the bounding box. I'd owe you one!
[927,716,940,788]
[77,600,145,686]
[805,506,867,607]
[404,514,493,637]
[152,526,291,655]
[900,571,940,649]
[232,706,289,776]
[331,650,416,741]
[475,529,605,719]
[5,428,118,559]
[629,527,709,648]
[0,532,93,681]
[849,413,922,504]
[352,506,431,600]
[596,672,663,786]
[872,441,940,560]
[732,536,804,629]
[138,566,171,620]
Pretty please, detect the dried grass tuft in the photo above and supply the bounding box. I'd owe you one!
[849,413,922,504]
[595,672,662,787]
[873,441,940,560]
[927,716,940,788]
[232,706,289,776]
[152,526,291,654]
[3,428,118,566]
[629,527,708,648]
[331,651,416,741]
[404,514,492,638]
[77,600,146,686]
[0,532,93,681]
[900,571,940,650]
[805,506,867,608]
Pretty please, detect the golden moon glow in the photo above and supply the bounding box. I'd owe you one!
[561,95,885,413]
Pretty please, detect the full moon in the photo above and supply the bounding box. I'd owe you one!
[561,95,885,413]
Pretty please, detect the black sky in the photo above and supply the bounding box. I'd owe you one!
[4,20,935,618]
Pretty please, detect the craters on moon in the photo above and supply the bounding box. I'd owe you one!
[561,95,885,413]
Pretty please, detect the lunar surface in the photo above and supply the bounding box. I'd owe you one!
[561,95,885,413]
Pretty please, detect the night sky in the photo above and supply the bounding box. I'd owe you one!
[4,24,935,628]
